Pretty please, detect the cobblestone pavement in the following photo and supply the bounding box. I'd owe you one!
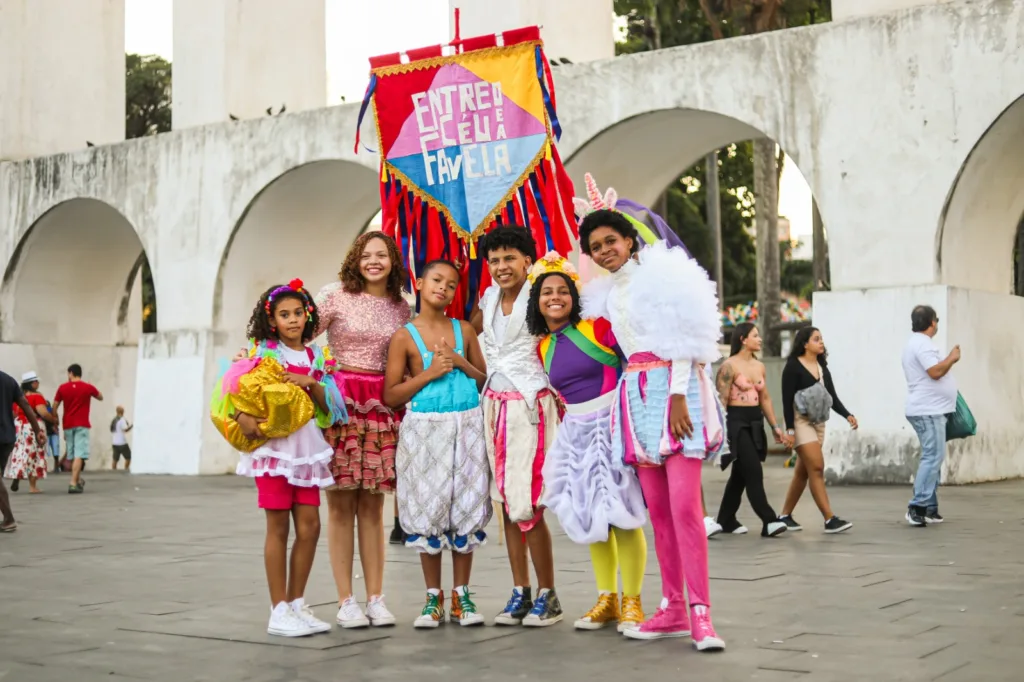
[1,464,1022,682]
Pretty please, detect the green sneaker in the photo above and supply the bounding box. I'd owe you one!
[451,588,485,626]
[413,591,445,629]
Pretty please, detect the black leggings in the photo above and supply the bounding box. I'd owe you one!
[717,409,777,530]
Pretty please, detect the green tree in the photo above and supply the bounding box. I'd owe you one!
[612,0,831,349]
[670,143,758,306]
[126,53,172,139]
[125,53,169,333]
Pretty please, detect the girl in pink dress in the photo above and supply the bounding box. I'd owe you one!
[314,232,411,628]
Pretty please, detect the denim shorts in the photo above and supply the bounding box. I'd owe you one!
[66,427,91,460]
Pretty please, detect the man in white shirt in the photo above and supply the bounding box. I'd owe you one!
[110,406,133,471]
[901,305,960,527]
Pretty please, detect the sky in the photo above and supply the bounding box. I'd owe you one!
[124,0,812,240]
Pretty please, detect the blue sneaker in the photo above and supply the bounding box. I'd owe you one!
[522,588,563,627]
[493,587,533,626]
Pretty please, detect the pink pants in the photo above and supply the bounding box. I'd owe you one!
[637,456,710,608]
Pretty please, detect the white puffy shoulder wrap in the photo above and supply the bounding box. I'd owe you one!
[633,242,722,364]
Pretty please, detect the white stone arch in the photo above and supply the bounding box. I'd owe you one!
[212,159,381,353]
[938,93,1024,295]
[1,197,154,346]
[563,108,800,207]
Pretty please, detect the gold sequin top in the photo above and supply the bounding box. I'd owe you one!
[314,286,411,372]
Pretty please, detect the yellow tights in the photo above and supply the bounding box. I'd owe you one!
[588,526,647,597]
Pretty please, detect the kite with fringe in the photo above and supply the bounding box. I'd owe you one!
[355,26,577,318]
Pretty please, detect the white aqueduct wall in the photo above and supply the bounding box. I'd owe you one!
[1,0,1023,483]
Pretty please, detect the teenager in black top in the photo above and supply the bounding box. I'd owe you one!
[777,327,858,534]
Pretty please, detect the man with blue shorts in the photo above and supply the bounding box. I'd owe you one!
[52,364,103,494]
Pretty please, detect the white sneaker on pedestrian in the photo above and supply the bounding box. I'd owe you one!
[366,594,396,627]
[290,599,331,634]
[704,517,723,538]
[335,595,370,628]
[267,602,317,637]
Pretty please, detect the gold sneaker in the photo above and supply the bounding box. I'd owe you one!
[573,592,619,630]
[617,594,645,633]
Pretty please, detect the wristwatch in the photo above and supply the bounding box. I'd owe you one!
[786,429,795,436]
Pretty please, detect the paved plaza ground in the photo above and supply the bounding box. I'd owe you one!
[1,463,1022,682]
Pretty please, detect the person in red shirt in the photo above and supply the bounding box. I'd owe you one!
[52,364,103,494]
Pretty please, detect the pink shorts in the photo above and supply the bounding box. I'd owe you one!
[255,475,321,510]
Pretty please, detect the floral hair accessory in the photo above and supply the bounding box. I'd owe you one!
[528,251,580,290]
[265,278,314,316]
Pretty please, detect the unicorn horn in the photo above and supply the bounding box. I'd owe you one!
[585,173,604,210]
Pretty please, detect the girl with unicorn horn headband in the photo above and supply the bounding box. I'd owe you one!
[525,251,649,634]
[576,173,729,652]
[575,175,725,537]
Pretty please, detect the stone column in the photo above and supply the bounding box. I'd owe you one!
[172,0,327,129]
[0,0,125,159]
[132,330,236,475]
[450,0,614,64]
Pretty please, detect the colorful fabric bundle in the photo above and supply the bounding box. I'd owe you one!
[356,26,577,318]
[210,340,348,453]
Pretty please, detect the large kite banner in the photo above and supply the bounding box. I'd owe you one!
[355,26,577,317]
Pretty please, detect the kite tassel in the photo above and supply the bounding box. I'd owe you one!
[354,75,378,154]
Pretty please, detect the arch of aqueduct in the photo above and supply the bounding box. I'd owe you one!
[1,0,1022,484]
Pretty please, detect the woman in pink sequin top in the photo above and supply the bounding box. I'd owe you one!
[314,232,411,628]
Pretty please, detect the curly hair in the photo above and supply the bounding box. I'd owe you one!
[339,232,408,303]
[526,272,582,337]
[480,225,538,262]
[246,284,320,343]
[578,209,641,256]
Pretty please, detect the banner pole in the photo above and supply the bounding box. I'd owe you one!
[451,7,462,49]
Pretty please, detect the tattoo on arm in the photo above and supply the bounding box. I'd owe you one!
[715,363,733,406]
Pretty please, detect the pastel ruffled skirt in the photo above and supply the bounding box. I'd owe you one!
[542,393,647,545]
[236,419,335,488]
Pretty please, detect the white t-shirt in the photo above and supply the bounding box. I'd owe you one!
[902,333,957,417]
[111,417,130,446]
[279,345,311,369]
[489,307,515,391]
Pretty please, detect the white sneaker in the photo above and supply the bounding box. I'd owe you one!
[292,602,331,634]
[704,517,723,538]
[336,596,370,629]
[366,594,396,627]
[268,602,317,637]
[763,521,788,537]
[730,525,749,535]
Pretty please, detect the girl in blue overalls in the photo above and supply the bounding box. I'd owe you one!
[383,259,492,629]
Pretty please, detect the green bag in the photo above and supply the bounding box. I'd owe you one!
[945,392,977,441]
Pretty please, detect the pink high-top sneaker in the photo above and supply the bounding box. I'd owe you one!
[622,598,690,640]
[691,605,725,651]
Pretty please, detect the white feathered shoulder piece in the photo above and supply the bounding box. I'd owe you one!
[632,242,722,364]
[580,273,615,321]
